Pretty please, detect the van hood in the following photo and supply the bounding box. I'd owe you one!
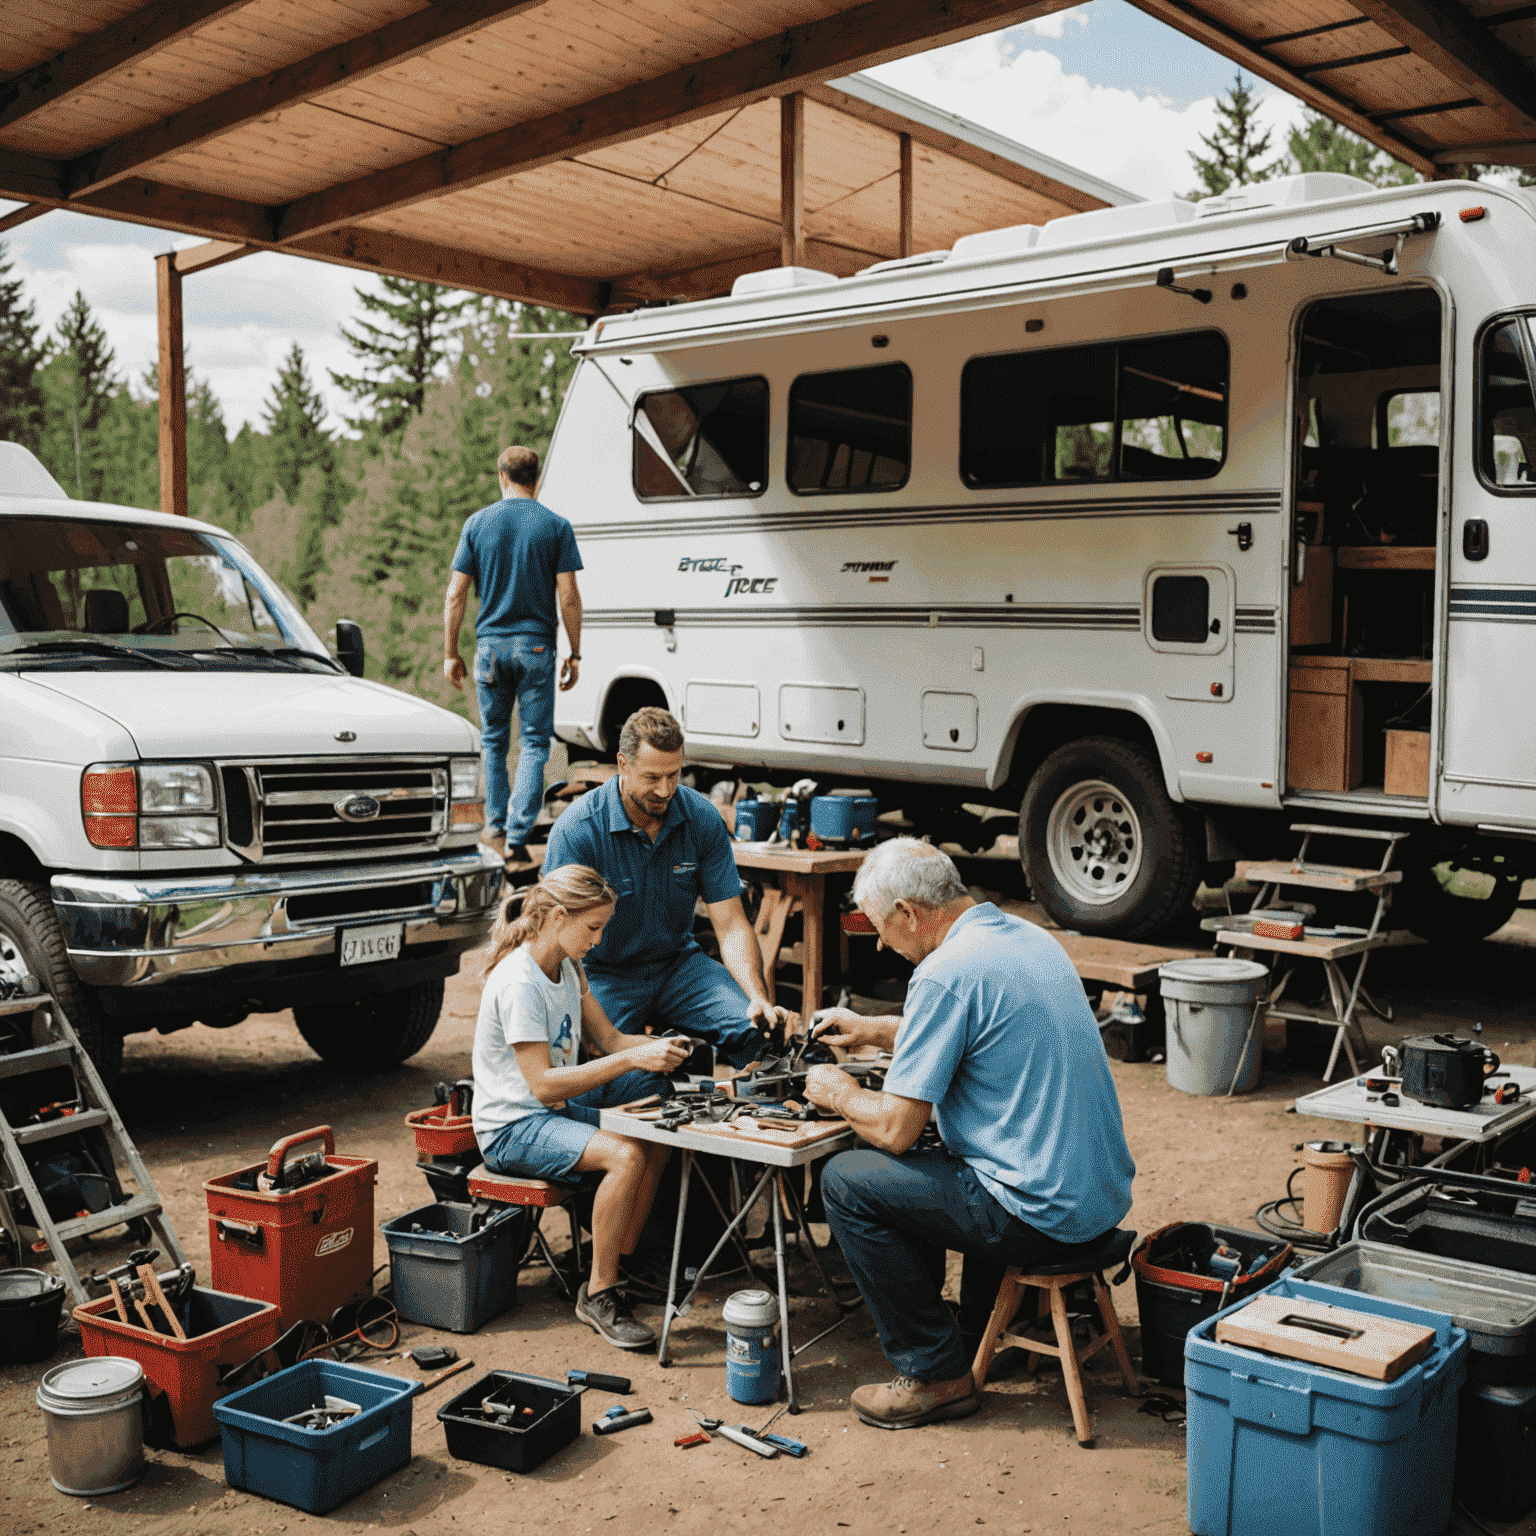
[28,670,479,759]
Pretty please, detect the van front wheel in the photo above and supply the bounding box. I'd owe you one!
[1021,737,1202,940]
[294,978,445,1070]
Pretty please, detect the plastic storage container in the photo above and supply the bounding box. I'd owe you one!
[1359,1179,1536,1275]
[405,1103,478,1159]
[204,1125,376,1329]
[1185,1276,1467,1536]
[1458,1380,1536,1521]
[1132,1223,1292,1387]
[437,1369,584,1472]
[809,794,878,846]
[734,799,777,841]
[382,1201,523,1334]
[1294,1240,1536,1383]
[1159,958,1269,1096]
[74,1284,280,1448]
[0,1268,67,1364]
[213,1358,421,1515]
[36,1356,146,1497]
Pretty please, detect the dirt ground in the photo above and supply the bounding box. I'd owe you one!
[3,916,1536,1536]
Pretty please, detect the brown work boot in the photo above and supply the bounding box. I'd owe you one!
[850,1371,980,1429]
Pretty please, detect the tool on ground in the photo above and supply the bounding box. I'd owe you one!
[567,1368,630,1393]
[603,1403,628,1418]
[420,1358,474,1393]
[592,1407,652,1435]
[674,1431,711,1449]
[690,1410,778,1457]
[410,1343,458,1368]
[758,1431,808,1456]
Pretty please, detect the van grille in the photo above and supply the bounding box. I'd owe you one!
[224,758,448,864]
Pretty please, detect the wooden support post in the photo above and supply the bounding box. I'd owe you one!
[155,253,187,518]
[780,92,805,269]
[899,131,914,258]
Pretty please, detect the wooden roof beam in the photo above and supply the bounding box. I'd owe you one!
[1350,0,1536,135]
[1124,0,1439,176]
[172,239,254,276]
[68,0,551,199]
[0,0,257,133]
[271,0,1079,242]
[0,202,50,235]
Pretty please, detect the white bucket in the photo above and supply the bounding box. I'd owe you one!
[1159,958,1269,1096]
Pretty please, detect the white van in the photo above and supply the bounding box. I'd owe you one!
[543,172,1536,942]
[0,446,500,1083]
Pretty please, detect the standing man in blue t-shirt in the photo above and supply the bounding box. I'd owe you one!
[803,838,1136,1431]
[444,445,583,864]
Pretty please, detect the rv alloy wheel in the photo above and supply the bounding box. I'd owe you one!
[1020,736,1202,941]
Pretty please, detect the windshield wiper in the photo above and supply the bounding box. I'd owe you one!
[190,643,343,672]
[4,639,187,669]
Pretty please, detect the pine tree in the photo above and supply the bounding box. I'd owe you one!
[330,276,471,435]
[263,343,332,500]
[1288,110,1417,187]
[1189,73,1280,198]
[39,291,120,497]
[0,241,45,450]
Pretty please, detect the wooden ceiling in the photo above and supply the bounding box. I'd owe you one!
[0,0,1116,314]
[1128,0,1536,176]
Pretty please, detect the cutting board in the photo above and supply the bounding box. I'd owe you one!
[701,1118,848,1150]
[1215,1294,1435,1381]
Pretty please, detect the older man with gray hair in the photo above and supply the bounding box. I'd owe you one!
[801,838,1135,1430]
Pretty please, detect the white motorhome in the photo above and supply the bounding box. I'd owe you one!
[0,448,501,1083]
[542,172,1536,942]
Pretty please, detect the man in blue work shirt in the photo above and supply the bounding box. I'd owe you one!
[804,838,1136,1430]
[544,706,793,1067]
[443,444,583,864]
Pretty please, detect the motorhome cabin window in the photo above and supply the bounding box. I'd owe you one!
[1478,317,1536,490]
[633,377,768,501]
[960,330,1227,487]
[1151,575,1210,644]
[1378,390,1440,450]
[787,363,911,493]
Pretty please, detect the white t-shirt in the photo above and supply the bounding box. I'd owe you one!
[472,946,585,1147]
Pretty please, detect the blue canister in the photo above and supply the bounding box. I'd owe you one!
[722,1289,780,1405]
[809,794,879,846]
[734,799,777,842]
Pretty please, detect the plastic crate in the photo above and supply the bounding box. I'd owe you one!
[1185,1276,1467,1536]
[74,1285,279,1449]
[1458,1381,1536,1521]
[383,1202,525,1334]
[405,1104,478,1159]
[212,1359,420,1515]
[1132,1222,1291,1387]
[437,1370,584,1472]
[1360,1180,1536,1276]
[1295,1240,1536,1383]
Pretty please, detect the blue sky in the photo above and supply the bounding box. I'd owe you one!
[0,2,1306,436]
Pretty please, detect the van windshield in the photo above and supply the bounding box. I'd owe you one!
[0,515,337,672]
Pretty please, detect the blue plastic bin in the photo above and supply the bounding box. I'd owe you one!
[213,1359,421,1514]
[1185,1276,1467,1536]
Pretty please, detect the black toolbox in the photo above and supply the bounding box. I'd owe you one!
[437,1370,584,1472]
[1359,1175,1536,1278]
[1458,1381,1536,1521]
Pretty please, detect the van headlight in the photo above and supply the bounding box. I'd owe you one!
[82,763,220,850]
[448,755,484,833]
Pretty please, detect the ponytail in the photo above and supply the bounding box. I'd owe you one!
[484,863,617,974]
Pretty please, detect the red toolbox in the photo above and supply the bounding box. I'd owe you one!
[204,1126,376,1330]
[405,1103,477,1159]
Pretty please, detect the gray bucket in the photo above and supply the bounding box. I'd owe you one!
[36,1357,146,1496]
[1159,957,1269,1096]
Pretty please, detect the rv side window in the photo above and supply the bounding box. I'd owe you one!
[787,363,911,494]
[633,377,768,501]
[1151,575,1209,644]
[1478,318,1536,490]
[961,330,1227,487]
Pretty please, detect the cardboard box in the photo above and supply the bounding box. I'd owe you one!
[1385,728,1430,798]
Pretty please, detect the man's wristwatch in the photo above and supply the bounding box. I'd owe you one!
[568,652,581,660]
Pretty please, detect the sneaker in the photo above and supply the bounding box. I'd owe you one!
[575,1283,655,1350]
[505,844,531,867]
[850,1371,980,1429]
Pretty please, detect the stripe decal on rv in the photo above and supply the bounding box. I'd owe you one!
[573,490,1283,542]
[1449,586,1536,624]
[586,603,1142,631]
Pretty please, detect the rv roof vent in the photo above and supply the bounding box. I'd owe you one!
[1195,172,1377,218]
[1035,199,1196,249]
[859,250,951,276]
[0,442,68,499]
[949,224,1041,261]
[731,265,839,297]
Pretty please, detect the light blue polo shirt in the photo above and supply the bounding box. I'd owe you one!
[544,775,742,970]
[883,903,1135,1242]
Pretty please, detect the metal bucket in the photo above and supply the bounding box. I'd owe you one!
[36,1357,147,1496]
[1159,957,1269,1096]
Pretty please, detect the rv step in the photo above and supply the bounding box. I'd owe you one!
[10,1109,110,1147]
[1244,862,1403,893]
[1289,824,1410,842]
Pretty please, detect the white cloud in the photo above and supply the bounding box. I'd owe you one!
[1017,10,1089,40]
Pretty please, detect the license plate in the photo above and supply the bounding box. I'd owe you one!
[339,922,404,967]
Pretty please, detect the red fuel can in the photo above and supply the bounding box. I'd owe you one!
[204,1125,376,1330]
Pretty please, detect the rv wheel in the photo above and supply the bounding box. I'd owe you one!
[1020,737,1202,941]
[1393,861,1522,943]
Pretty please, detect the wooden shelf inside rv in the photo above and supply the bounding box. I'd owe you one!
[1336,545,1435,570]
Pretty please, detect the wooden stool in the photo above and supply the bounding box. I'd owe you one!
[972,1229,1139,1446]
[468,1168,583,1299]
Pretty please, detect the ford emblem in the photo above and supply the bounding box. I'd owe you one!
[335,794,382,823]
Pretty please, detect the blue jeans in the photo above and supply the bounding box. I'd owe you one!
[821,1147,1114,1382]
[475,635,556,845]
[586,947,764,1069]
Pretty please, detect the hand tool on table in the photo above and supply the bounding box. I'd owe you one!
[691,1410,778,1458]
[593,1407,652,1434]
[568,1368,631,1393]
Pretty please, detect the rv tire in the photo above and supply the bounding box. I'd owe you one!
[1394,861,1522,943]
[1021,736,1201,941]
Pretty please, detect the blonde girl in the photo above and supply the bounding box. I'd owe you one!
[472,864,689,1349]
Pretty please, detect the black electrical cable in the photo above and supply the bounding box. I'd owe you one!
[1254,1166,1333,1250]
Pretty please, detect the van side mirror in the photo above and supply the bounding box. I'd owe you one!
[336,619,365,678]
